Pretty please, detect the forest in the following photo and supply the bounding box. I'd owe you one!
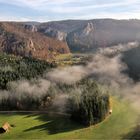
[0,53,55,89]
[0,59,110,126]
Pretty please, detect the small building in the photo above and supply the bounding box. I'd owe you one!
[1,122,11,133]
[109,109,113,114]
[109,97,113,115]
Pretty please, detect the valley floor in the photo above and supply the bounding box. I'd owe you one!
[0,97,139,140]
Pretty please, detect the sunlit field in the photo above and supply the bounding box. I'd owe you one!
[0,98,139,140]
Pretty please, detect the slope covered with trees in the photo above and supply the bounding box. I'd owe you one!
[0,53,54,89]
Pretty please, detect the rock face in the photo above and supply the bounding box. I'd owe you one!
[0,22,70,60]
[83,22,94,35]
[67,22,95,52]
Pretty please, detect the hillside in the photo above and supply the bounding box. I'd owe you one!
[35,19,140,52]
[0,22,70,61]
[2,19,140,54]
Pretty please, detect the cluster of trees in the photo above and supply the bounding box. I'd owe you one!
[68,79,110,126]
[52,79,110,126]
[0,53,55,89]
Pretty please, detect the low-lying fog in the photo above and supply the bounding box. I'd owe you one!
[0,41,140,112]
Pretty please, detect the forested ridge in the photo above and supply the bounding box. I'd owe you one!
[0,53,55,89]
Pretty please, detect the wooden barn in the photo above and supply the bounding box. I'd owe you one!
[0,122,11,134]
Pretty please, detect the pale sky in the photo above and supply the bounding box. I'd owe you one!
[0,0,140,21]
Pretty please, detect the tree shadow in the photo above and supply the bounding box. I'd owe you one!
[24,113,84,135]
[123,125,140,140]
[122,117,140,140]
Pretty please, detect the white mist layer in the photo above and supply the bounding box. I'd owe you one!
[0,42,140,111]
[0,79,51,101]
[46,42,140,110]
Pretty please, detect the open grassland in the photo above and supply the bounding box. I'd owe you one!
[55,53,91,66]
[0,97,139,140]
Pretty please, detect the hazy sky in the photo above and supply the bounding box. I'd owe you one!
[0,0,140,21]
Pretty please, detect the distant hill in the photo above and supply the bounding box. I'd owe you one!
[0,22,70,61]
[35,19,140,52]
[1,19,140,56]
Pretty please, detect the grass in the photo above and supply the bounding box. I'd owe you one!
[55,53,91,66]
[55,53,72,61]
[0,97,139,140]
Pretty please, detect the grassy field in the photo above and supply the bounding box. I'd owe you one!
[0,97,139,140]
[55,53,91,66]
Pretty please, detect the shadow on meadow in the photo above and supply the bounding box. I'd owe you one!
[123,117,140,140]
[123,125,140,140]
[23,113,84,135]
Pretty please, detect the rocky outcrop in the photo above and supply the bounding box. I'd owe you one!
[83,22,94,36]
[24,24,38,32]
[44,27,67,41]
[66,22,96,52]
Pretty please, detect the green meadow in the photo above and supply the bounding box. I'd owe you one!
[0,98,139,140]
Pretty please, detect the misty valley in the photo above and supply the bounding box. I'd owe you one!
[0,20,140,140]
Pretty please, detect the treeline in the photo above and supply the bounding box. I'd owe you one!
[0,53,55,89]
[0,90,54,111]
